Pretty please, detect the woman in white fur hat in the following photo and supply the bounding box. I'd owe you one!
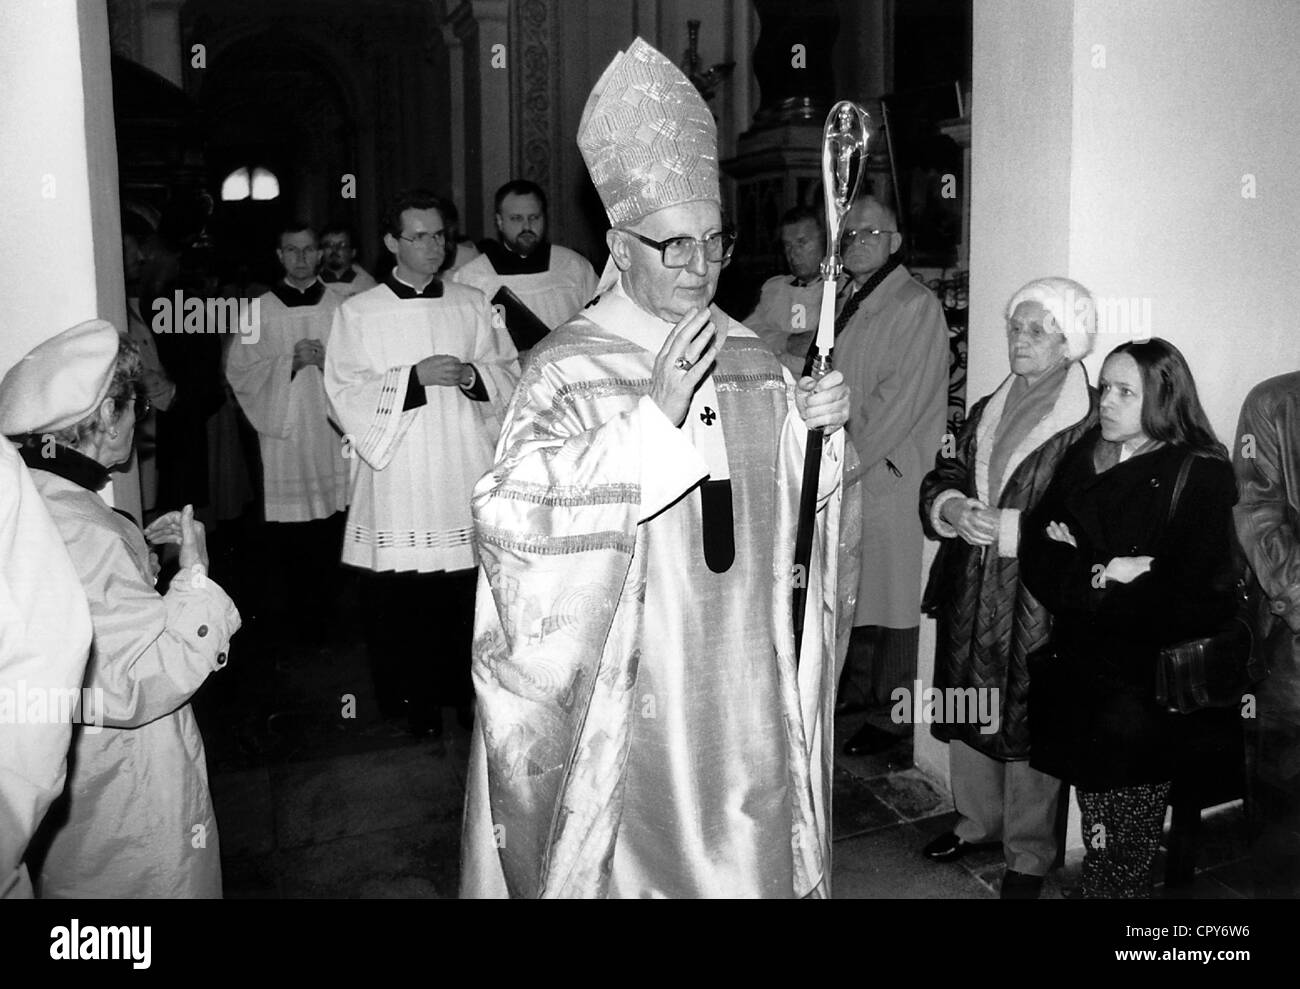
[917,277,1099,898]
[0,320,240,898]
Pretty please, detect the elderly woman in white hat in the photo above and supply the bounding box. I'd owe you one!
[917,277,1099,898]
[0,319,240,898]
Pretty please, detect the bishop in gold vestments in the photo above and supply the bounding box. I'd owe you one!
[460,38,861,899]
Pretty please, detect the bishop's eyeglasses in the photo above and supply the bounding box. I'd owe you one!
[624,228,737,268]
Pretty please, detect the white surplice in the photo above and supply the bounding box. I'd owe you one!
[324,279,520,573]
[452,243,598,332]
[226,282,350,523]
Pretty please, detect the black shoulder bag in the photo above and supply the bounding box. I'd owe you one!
[1154,456,1268,714]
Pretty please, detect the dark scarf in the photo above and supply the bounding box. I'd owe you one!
[271,279,326,307]
[18,437,110,491]
[835,253,905,335]
[801,253,904,375]
[384,270,444,300]
[481,239,552,276]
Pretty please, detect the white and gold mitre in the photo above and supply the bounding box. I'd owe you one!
[577,37,719,226]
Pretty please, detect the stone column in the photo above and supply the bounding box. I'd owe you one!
[448,0,511,241]
[510,0,563,240]
[440,22,468,226]
[0,0,140,518]
[748,0,839,130]
[721,1,842,300]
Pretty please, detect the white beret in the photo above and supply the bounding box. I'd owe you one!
[0,319,121,435]
[1006,277,1097,362]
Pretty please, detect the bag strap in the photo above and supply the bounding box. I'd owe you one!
[1165,453,1194,528]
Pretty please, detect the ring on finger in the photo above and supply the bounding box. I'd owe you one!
[673,356,693,371]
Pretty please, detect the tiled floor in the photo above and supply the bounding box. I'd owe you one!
[829,709,1255,899]
[198,567,1259,899]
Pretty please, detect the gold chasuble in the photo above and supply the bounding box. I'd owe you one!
[460,289,862,898]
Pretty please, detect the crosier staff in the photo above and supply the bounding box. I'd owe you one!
[793,101,870,666]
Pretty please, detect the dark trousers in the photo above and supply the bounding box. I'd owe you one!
[265,512,345,650]
[839,625,920,707]
[358,567,477,723]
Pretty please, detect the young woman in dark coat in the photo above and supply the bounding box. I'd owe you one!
[919,277,1098,899]
[1020,338,1238,898]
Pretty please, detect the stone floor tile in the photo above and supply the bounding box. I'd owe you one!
[832,768,902,840]
[1196,856,1257,898]
[222,851,281,899]
[209,766,275,858]
[270,743,463,850]
[832,822,997,899]
[274,822,459,898]
[865,767,953,821]
[1157,870,1245,900]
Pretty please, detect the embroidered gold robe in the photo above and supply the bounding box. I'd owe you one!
[460,291,861,898]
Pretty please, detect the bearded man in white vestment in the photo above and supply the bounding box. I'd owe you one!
[451,179,598,349]
[460,38,862,899]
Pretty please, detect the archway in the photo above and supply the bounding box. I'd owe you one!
[191,31,360,286]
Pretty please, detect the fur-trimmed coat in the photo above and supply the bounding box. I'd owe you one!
[920,361,1096,759]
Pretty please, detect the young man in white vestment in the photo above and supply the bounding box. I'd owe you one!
[460,39,861,899]
[227,222,350,654]
[451,179,598,348]
[325,190,519,737]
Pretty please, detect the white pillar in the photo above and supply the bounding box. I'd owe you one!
[970,0,1300,853]
[0,0,139,519]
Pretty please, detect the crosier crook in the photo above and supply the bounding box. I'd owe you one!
[793,100,870,666]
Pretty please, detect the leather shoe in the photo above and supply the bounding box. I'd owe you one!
[922,831,995,863]
[842,722,907,756]
[1000,868,1045,899]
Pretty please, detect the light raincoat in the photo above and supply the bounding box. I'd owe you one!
[30,460,239,898]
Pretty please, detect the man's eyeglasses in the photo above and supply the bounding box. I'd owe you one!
[842,227,896,246]
[623,229,737,268]
[399,230,447,247]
